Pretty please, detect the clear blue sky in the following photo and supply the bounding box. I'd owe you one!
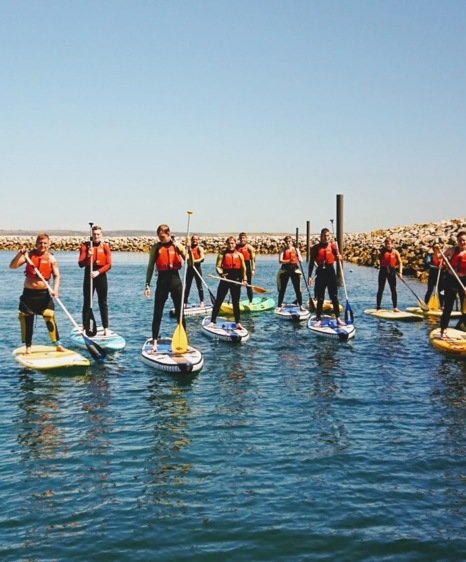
[1,0,465,234]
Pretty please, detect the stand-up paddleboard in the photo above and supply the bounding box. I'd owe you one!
[429,328,466,358]
[307,315,356,341]
[169,303,213,318]
[13,345,90,372]
[220,296,276,315]
[406,306,461,319]
[70,326,126,351]
[201,317,250,342]
[141,337,204,374]
[364,308,423,322]
[274,304,311,322]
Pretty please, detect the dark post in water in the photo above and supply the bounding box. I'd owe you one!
[334,193,344,281]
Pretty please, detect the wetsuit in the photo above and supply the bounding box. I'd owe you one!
[236,243,256,303]
[277,247,302,307]
[210,250,246,324]
[376,248,401,309]
[184,244,205,304]
[308,242,340,319]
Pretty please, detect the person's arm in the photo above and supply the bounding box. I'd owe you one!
[396,250,403,276]
[78,242,89,268]
[249,244,256,273]
[215,252,224,275]
[195,246,205,264]
[51,256,61,296]
[9,247,27,269]
[145,245,157,296]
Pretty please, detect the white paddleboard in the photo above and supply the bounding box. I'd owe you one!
[201,317,250,342]
[274,304,311,322]
[307,315,356,341]
[13,345,90,372]
[364,308,423,322]
[169,303,213,317]
[70,326,126,351]
[141,338,204,374]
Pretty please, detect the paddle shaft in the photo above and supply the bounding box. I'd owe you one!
[439,248,466,291]
[172,211,192,354]
[89,222,94,307]
[192,264,216,304]
[396,272,429,310]
[208,274,267,293]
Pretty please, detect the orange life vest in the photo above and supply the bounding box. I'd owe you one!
[316,243,337,266]
[451,249,466,276]
[380,249,398,269]
[283,248,299,265]
[190,245,202,261]
[25,252,54,281]
[222,250,243,270]
[236,244,252,261]
[156,243,183,271]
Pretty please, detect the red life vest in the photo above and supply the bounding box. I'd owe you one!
[25,252,53,281]
[451,249,466,276]
[92,243,111,267]
[431,254,442,268]
[156,243,183,271]
[380,249,398,269]
[191,245,202,260]
[236,244,252,261]
[283,248,299,265]
[316,243,337,266]
[222,250,242,270]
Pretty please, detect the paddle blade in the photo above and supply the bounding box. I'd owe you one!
[252,285,267,294]
[172,323,188,354]
[84,308,97,337]
[418,299,430,312]
[344,301,354,325]
[428,293,441,311]
[82,334,106,362]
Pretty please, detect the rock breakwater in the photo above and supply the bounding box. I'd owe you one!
[1,218,464,280]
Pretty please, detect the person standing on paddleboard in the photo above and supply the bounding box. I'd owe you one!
[78,225,112,336]
[440,231,466,338]
[424,243,445,308]
[277,235,305,309]
[184,234,205,307]
[236,232,256,304]
[308,228,345,327]
[145,224,187,353]
[9,233,64,354]
[208,236,247,329]
[375,236,403,312]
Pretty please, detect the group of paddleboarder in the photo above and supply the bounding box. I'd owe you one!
[8,224,466,353]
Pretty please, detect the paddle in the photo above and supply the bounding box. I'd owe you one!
[331,222,354,324]
[24,252,106,361]
[192,264,216,306]
[396,272,429,312]
[84,222,97,336]
[428,262,442,311]
[171,211,192,354]
[298,259,315,312]
[208,274,268,293]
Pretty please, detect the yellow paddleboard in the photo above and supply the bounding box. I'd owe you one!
[13,345,90,372]
[429,328,466,358]
[364,308,423,322]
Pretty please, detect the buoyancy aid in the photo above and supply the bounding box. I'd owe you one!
[236,244,252,261]
[451,249,466,276]
[25,252,53,281]
[190,245,203,261]
[282,247,299,265]
[156,243,183,271]
[315,243,337,266]
[222,250,243,270]
[431,254,442,268]
[93,243,111,267]
[380,249,398,269]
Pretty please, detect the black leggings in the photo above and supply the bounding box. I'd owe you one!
[440,274,466,331]
[211,269,243,323]
[377,268,397,309]
[315,266,340,318]
[83,272,109,328]
[277,267,302,307]
[184,265,204,303]
[152,271,185,340]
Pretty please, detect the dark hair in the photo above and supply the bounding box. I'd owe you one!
[320,228,330,235]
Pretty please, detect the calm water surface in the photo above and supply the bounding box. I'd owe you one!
[0,252,465,561]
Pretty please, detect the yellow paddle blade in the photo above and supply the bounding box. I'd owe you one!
[172,323,188,354]
[428,293,441,311]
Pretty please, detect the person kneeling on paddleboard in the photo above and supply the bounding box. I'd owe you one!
[308,228,345,328]
[9,233,64,354]
[209,236,247,330]
[145,224,187,353]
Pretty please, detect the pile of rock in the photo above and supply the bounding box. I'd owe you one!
[1,218,464,280]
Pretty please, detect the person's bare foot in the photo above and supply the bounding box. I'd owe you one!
[25,346,32,355]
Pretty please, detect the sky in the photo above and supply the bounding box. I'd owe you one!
[1,0,465,234]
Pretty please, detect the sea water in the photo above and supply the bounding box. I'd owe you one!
[0,252,465,561]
